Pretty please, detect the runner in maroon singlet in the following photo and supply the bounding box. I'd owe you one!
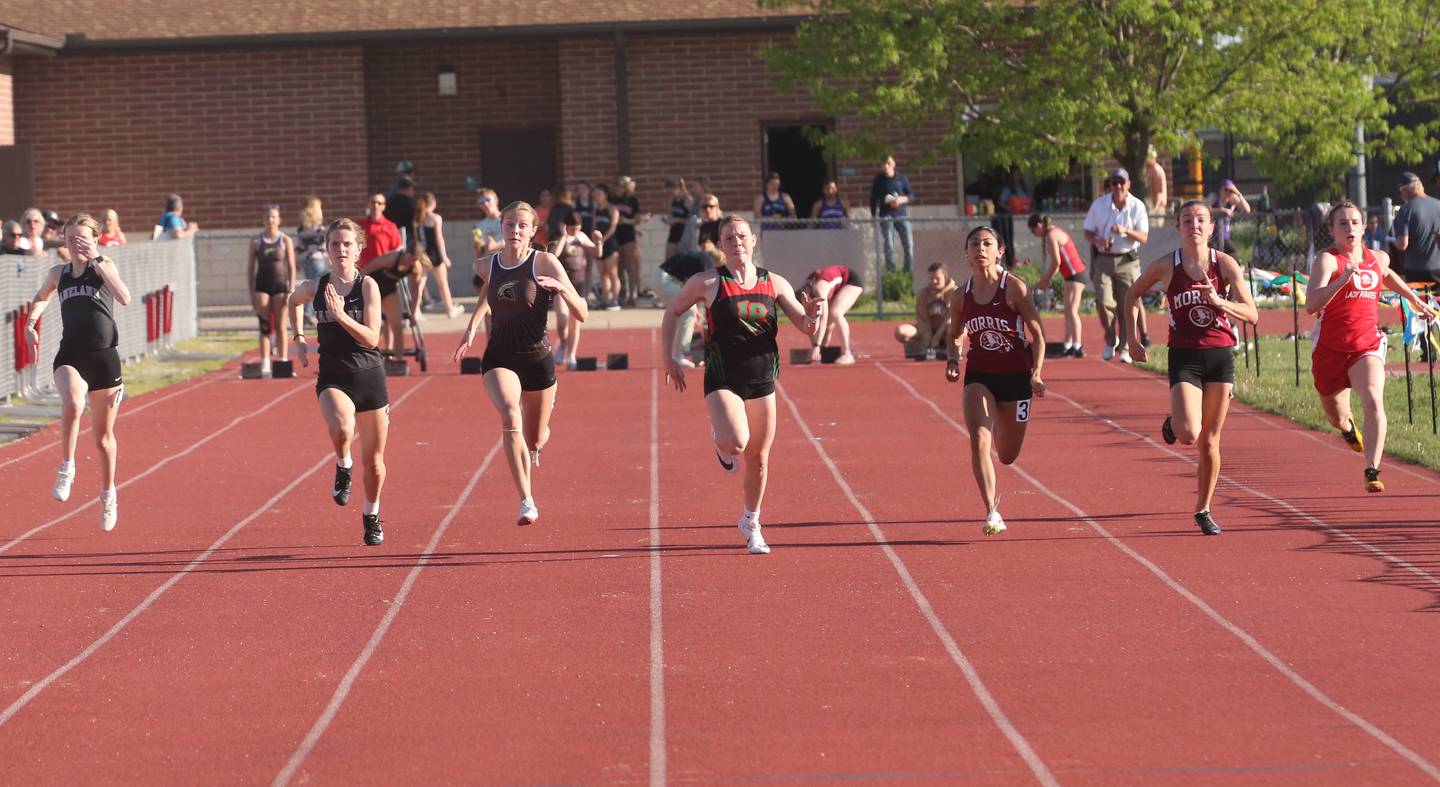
[944,226,1046,536]
[1126,201,1258,535]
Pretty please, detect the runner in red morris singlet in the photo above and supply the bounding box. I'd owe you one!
[944,226,1046,536]
[661,215,823,554]
[1126,201,1258,535]
[1305,200,1436,493]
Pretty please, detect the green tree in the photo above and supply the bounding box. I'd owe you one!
[761,0,1410,197]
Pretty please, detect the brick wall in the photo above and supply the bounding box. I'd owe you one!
[0,57,13,146]
[14,47,369,230]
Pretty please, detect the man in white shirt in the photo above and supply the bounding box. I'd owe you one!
[1084,168,1150,362]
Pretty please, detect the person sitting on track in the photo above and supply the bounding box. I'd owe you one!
[286,218,391,546]
[894,262,957,354]
[1027,212,1088,357]
[802,264,864,365]
[547,210,600,370]
[247,204,296,378]
[1304,200,1437,493]
[453,201,589,526]
[361,240,423,363]
[661,215,824,555]
[1125,200,1258,535]
[945,226,1046,537]
[24,213,133,531]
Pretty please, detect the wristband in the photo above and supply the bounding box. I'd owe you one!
[293,333,307,341]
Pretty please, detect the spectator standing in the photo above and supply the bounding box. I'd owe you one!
[1392,170,1440,359]
[416,192,464,319]
[1083,167,1150,362]
[1208,179,1251,255]
[1144,146,1169,220]
[869,156,915,272]
[665,177,693,259]
[153,194,198,240]
[573,182,595,235]
[534,189,554,250]
[384,176,418,247]
[17,208,49,255]
[1,220,22,254]
[615,175,646,306]
[471,188,503,291]
[1363,213,1388,253]
[295,197,328,325]
[546,187,574,244]
[99,210,127,247]
[754,172,796,232]
[359,193,402,269]
[995,165,1030,265]
[810,180,850,228]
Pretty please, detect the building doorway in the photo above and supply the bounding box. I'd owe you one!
[762,123,832,220]
[480,128,557,205]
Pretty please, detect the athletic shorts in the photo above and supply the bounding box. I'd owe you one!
[704,353,778,400]
[964,370,1033,405]
[602,238,619,259]
[54,346,122,391]
[666,223,685,244]
[843,267,866,291]
[482,348,556,391]
[1312,337,1386,396]
[317,364,389,412]
[1063,272,1087,284]
[374,274,399,298]
[253,275,289,296]
[1169,346,1236,388]
[562,264,586,289]
[616,224,638,246]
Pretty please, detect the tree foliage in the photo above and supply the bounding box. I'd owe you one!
[760,0,1437,197]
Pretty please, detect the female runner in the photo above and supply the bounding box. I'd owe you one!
[945,226,1046,536]
[247,204,295,377]
[661,215,823,554]
[25,214,133,531]
[1305,200,1436,492]
[1126,201,1258,535]
[803,264,864,364]
[1027,212,1087,357]
[286,218,390,546]
[454,201,589,525]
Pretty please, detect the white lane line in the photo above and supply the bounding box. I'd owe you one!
[0,378,433,728]
[776,383,1060,787]
[0,380,312,555]
[877,362,1440,782]
[648,367,666,787]
[272,435,502,787]
[0,375,221,472]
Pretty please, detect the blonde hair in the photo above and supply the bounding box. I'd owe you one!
[326,218,365,251]
[1327,199,1363,226]
[300,197,323,231]
[477,188,498,207]
[502,200,538,224]
[416,192,436,227]
[103,209,121,229]
[63,212,102,237]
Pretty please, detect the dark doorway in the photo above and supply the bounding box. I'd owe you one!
[762,123,832,220]
[480,128,557,205]
[0,145,35,221]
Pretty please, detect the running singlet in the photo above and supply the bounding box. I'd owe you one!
[314,273,383,375]
[759,193,791,218]
[817,199,846,219]
[254,234,288,284]
[1312,247,1383,353]
[593,206,613,240]
[1167,249,1235,350]
[669,196,689,222]
[960,271,1031,375]
[705,266,779,383]
[575,200,595,235]
[486,250,553,355]
[57,261,118,353]
[422,223,441,262]
[1054,229,1085,277]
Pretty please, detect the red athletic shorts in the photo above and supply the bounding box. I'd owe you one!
[1311,337,1384,396]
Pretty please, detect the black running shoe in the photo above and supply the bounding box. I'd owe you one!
[1365,466,1385,493]
[1194,510,1222,536]
[333,464,353,506]
[1140,334,1152,348]
[1340,419,1364,453]
[363,513,384,546]
[1161,416,1177,445]
[1072,346,1085,359]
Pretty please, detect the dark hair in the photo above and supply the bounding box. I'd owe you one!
[766,171,781,182]
[927,262,946,274]
[564,211,581,227]
[965,225,1003,247]
[1027,213,1051,233]
[164,193,183,212]
[1176,199,1210,217]
[594,183,611,198]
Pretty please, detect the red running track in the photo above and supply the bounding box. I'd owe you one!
[0,322,1438,785]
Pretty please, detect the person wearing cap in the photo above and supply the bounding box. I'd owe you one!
[1392,170,1440,359]
[1207,179,1251,255]
[1083,168,1150,362]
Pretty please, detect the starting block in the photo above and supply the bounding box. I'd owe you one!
[606,353,629,371]
[240,362,265,379]
[384,359,409,377]
[460,357,484,375]
[271,359,295,378]
[789,348,813,365]
[903,340,945,361]
[1044,341,1069,358]
[572,353,629,371]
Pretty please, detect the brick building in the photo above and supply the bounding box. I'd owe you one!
[0,4,960,230]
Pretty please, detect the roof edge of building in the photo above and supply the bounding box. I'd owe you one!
[58,14,814,53]
[1,24,66,55]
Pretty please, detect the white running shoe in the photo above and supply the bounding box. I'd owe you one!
[100,494,118,532]
[834,353,856,366]
[1117,350,1133,364]
[518,498,539,526]
[52,466,75,502]
[739,515,771,554]
[1101,345,1115,361]
[983,509,1007,537]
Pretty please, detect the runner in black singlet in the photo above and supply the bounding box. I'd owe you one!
[247,204,295,376]
[454,201,589,526]
[661,215,824,554]
[24,213,133,532]
[287,218,391,546]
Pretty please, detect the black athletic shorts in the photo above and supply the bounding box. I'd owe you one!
[703,353,778,400]
[374,274,399,298]
[844,267,866,291]
[253,275,289,296]
[1063,272,1086,284]
[666,223,685,244]
[602,238,619,259]
[54,346,122,391]
[616,224,638,246]
[964,370,1033,404]
[1169,346,1236,388]
[317,364,389,412]
[482,348,556,391]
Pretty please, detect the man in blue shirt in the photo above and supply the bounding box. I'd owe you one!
[152,193,198,240]
[869,156,915,272]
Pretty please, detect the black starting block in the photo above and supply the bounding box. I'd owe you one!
[271,359,295,379]
[460,357,484,375]
[1044,341,1069,359]
[240,362,265,379]
[574,357,599,371]
[789,348,813,365]
[572,353,629,371]
[904,340,946,361]
[819,346,842,364]
[384,359,409,377]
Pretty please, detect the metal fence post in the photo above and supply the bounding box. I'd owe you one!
[872,216,886,319]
